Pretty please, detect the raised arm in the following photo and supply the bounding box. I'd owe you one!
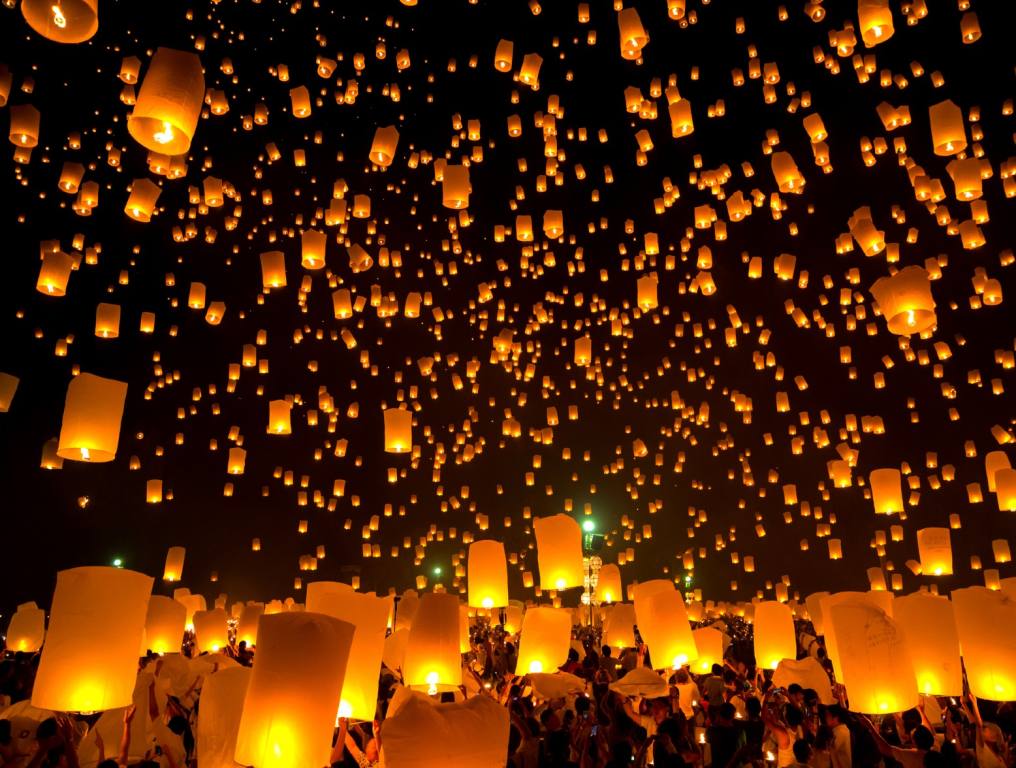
[118,705,137,767]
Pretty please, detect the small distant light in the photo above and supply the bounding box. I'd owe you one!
[433,566,442,576]
[582,519,595,533]
[112,558,123,568]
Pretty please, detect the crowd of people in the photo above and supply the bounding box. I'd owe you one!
[1,616,1013,767]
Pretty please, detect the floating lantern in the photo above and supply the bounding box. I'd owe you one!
[870,468,904,514]
[618,7,649,60]
[515,607,571,674]
[403,592,462,693]
[870,266,936,335]
[928,99,966,156]
[22,0,98,43]
[384,407,413,453]
[442,165,471,209]
[57,373,128,462]
[192,608,229,653]
[301,229,326,269]
[268,399,292,435]
[858,0,894,47]
[753,601,796,669]
[163,546,185,581]
[634,581,698,669]
[692,627,724,674]
[260,251,287,290]
[198,666,251,768]
[533,514,584,590]
[4,602,46,653]
[369,125,399,167]
[128,48,204,155]
[9,105,40,147]
[603,603,636,649]
[894,592,962,695]
[36,251,74,296]
[124,178,161,222]
[917,527,953,576]
[143,596,186,655]
[596,564,622,603]
[467,540,508,608]
[951,587,1016,700]
[995,469,1016,512]
[237,603,264,647]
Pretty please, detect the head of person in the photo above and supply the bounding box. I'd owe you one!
[912,725,934,751]
[746,696,762,719]
[793,739,813,764]
[787,683,804,704]
[650,697,671,724]
[716,702,736,725]
[824,704,846,728]
[567,647,580,664]
[711,663,724,677]
[785,704,804,729]
[601,645,612,658]
[674,667,690,684]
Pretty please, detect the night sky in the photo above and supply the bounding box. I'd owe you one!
[1,0,1013,619]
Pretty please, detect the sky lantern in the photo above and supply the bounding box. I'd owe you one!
[384,407,413,453]
[467,539,508,608]
[928,99,967,156]
[668,99,694,137]
[22,0,98,43]
[8,104,40,147]
[442,165,471,209]
[403,592,462,694]
[268,399,292,435]
[995,469,1016,512]
[143,595,186,655]
[893,592,962,696]
[369,125,399,167]
[603,603,636,649]
[596,563,622,603]
[4,602,46,653]
[124,177,161,222]
[870,266,936,335]
[753,600,796,669]
[951,587,1016,700]
[301,229,326,269]
[515,607,571,674]
[826,600,917,714]
[237,603,264,647]
[574,336,592,366]
[36,250,74,296]
[870,468,904,514]
[56,373,128,462]
[0,373,17,412]
[692,627,724,674]
[494,39,513,71]
[32,566,152,713]
[617,7,649,60]
[163,546,186,581]
[234,612,355,768]
[128,47,204,155]
[260,251,287,290]
[197,667,251,768]
[533,514,584,590]
[94,303,121,338]
[857,0,894,46]
[227,447,246,474]
[634,581,698,669]
[917,527,953,576]
[771,151,805,193]
[192,608,229,652]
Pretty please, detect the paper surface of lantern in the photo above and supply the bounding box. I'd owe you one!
[858,0,894,47]
[32,566,152,713]
[234,612,355,768]
[0,373,18,413]
[753,601,796,669]
[825,600,917,713]
[56,373,128,462]
[602,603,636,649]
[192,608,229,653]
[772,657,835,705]
[467,540,508,608]
[5,602,46,653]
[163,545,186,581]
[917,527,953,576]
[515,607,571,674]
[869,266,936,335]
[22,0,98,43]
[596,563,622,603]
[951,587,1016,700]
[36,251,74,295]
[198,666,251,768]
[128,47,205,155]
[533,514,584,590]
[634,582,698,669]
[893,592,962,695]
[143,595,186,655]
[403,592,462,693]
[306,582,391,721]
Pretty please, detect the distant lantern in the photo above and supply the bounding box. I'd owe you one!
[237,603,264,647]
[94,303,121,338]
[36,250,74,296]
[617,7,649,60]
[494,39,514,71]
[234,612,355,768]
[533,514,584,590]
[57,373,128,462]
[771,151,805,193]
[163,546,186,581]
[870,468,904,514]
[754,601,796,669]
[916,527,953,576]
[692,627,724,674]
[4,602,46,653]
[143,596,186,655]
[995,469,1016,512]
[603,603,636,648]
[515,607,571,674]
[0,373,18,413]
[32,566,153,713]
[596,564,622,603]
[668,99,694,137]
[928,99,967,156]
[124,177,162,222]
[22,0,98,43]
[442,165,471,209]
[268,399,292,435]
[301,228,326,269]
[825,601,916,714]
[260,251,287,290]
[634,583,698,670]
[574,336,592,366]
[403,592,462,693]
[289,85,312,117]
[870,266,936,335]
[192,608,229,653]
[227,446,246,474]
[893,592,962,695]
[467,540,508,609]
[384,407,413,453]
[9,104,41,147]
[951,587,1016,700]
[858,0,894,46]
[637,275,659,310]
[369,125,399,167]
[129,48,205,155]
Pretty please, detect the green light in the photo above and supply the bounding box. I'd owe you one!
[582,519,596,533]
[433,566,442,576]
[112,558,123,568]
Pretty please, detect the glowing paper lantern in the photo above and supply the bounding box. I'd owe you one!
[32,566,152,713]
[124,177,161,222]
[617,7,649,60]
[951,587,1016,700]
[163,546,186,581]
[637,274,659,310]
[928,99,967,156]
[857,0,894,46]
[893,592,962,695]
[384,407,413,453]
[826,600,917,713]
[804,591,830,635]
[305,582,391,721]
[260,251,287,290]
[197,666,251,768]
[236,603,264,647]
[143,595,186,655]
[869,468,904,514]
[515,607,571,674]
[442,164,471,209]
[634,581,698,669]
[772,657,835,705]
[995,468,1016,512]
[0,373,19,412]
[602,603,636,649]
[692,627,724,674]
[533,514,584,590]
[128,47,204,155]
[21,0,97,43]
[268,399,292,435]
[753,601,796,669]
[917,527,953,576]
[5,602,46,653]
[192,609,229,653]
[56,373,128,462]
[467,540,508,608]
[596,564,622,603]
[36,250,74,295]
[369,125,399,167]
[403,592,462,693]
[301,228,326,269]
[869,266,936,335]
[234,612,355,768]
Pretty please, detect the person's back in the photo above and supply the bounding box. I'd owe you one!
[707,704,743,768]
[703,665,727,708]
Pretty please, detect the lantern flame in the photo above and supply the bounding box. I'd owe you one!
[153,121,175,145]
[51,4,67,27]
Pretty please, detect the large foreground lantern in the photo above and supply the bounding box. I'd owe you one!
[384,407,413,453]
[56,373,128,462]
[403,592,462,693]
[826,600,917,714]
[5,602,46,653]
[234,612,355,768]
[894,592,962,695]
[32,566,152,713]
[533,514,584,590]
[753,601,796,670]
[857,0,894,47]
[692,627,725,674]
[951,587,1016,700]
[603,603,636,649]
[144,595,186,655]
[596,564,622,603]
[869,266,936,335]
[634,581,698,670]
[306,582,391,721]
[22,0,98,43]
[198,666,251,768]
[515,607,571,675]
[128,47,204,155]
[467,540,508,609]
